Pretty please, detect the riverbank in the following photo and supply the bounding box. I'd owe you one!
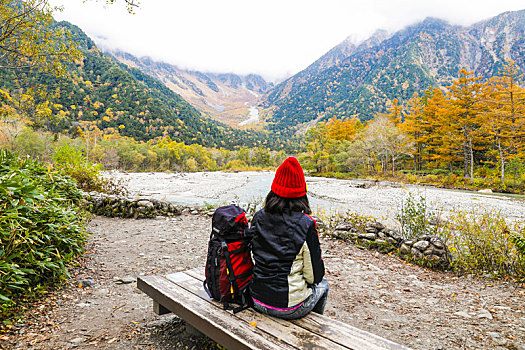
[106,171,525,225]
[2,214,524,349]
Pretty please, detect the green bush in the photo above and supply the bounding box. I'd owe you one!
[396,193,440,239]
[52,142,127,196]
[442,211,525,279]
[0,149,87,319]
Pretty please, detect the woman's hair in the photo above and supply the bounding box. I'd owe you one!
[264,190,311,214]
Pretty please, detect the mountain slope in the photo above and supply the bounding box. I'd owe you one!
[0,22,281,149]
[264,10,525,132]
[109,51,273,127]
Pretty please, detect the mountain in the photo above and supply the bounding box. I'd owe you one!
[0,21,282,149]
[263,10,525,132]
[108,51,273,127]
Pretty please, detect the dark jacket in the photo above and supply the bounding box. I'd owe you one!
[248,209,325,308]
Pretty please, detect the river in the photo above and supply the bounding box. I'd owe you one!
[108,171,525,225]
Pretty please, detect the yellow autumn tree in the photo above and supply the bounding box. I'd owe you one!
[386,98,403,125]
[400,92,426,171]
[482,60,525,182]
[442,69,485,181]
[0,0,81,75]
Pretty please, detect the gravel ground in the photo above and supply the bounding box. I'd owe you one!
[3,171,525,349]
[3,214,525,350]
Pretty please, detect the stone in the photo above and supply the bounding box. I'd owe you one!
[78,279,96,288]
[335,222,353,231]
[70,337,85,344]
[365,226,377,233]
[478,188,493,194]
[114,276,135,284]
[190,210,199,215]
[137,200,154,208]
[358,232,377,240]
[430,237,445,249]
[413,240,430,251]
[411,248,423,259]
[487,331,501,338]
[386,237,398,246]
[404,240,414,247]
[477,309,493,320]
[423,249,434,256]
[399,243,411,255]
[371,222,385,230]
[454,311,472,319]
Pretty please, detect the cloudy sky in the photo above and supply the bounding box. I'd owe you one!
[49,0,524,81]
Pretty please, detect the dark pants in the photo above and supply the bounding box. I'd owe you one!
[252,279,329,320]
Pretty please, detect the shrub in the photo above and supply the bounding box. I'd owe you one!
[52,142,127,196]
[442,211,525,279]
[396,193,440,239]
[0,150,87,319]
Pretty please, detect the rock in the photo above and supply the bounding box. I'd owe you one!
[70,337,85,344]
[386,237,398,246]
[478,188,493,194]
[487,331,501,338]
[477,309,493,320]
[358,232,377,240]
[454,311,472,319]
[114,276,135,284]
[411,248,423,259]
[493,306,511,310]
[404,239,414,247]
[399,243,411,255]
[190,210,199,215]
[371,222,385,230]
[430,237,445,249]
[413,240,430,251]
[335,222,353,231]
[78,279,96,288]
[365,226,377,233]
[423,248,434,256]
[137,200,154,208]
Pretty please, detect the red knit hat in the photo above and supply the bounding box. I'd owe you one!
[271,157,307,198]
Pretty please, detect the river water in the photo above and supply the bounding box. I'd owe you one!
[239,106,259,126]
[109,171,525,224]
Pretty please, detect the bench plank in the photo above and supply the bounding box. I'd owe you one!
[169,272,351,350]
[184,268,410,350]
[138,275,296,350]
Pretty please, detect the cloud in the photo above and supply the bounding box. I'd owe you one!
[50,0,525,82]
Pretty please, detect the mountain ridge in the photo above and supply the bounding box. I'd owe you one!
[262,9,525,132]
[108,50,273,128]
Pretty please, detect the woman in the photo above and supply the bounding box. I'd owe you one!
[249,157,328,320]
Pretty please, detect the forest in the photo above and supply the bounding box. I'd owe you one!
[300,64,525,194]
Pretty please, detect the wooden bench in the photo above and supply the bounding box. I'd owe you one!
[137,268,410,350]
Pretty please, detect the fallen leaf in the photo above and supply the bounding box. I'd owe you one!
[249,321,257,328]
[0,336,9,341]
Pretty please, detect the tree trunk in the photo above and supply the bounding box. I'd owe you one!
[463,143,469,178]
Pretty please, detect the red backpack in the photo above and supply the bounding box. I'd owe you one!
[204,205,253,312]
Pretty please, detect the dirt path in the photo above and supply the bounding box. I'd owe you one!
[4,214,525,349]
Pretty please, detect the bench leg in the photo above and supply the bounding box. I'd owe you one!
[153,300,171,315]
[183,323,203,338]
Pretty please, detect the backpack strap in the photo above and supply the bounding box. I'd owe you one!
[203,280,212,299]
[221,242,241,296]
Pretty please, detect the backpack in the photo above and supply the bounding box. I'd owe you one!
[204,205,253,313]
